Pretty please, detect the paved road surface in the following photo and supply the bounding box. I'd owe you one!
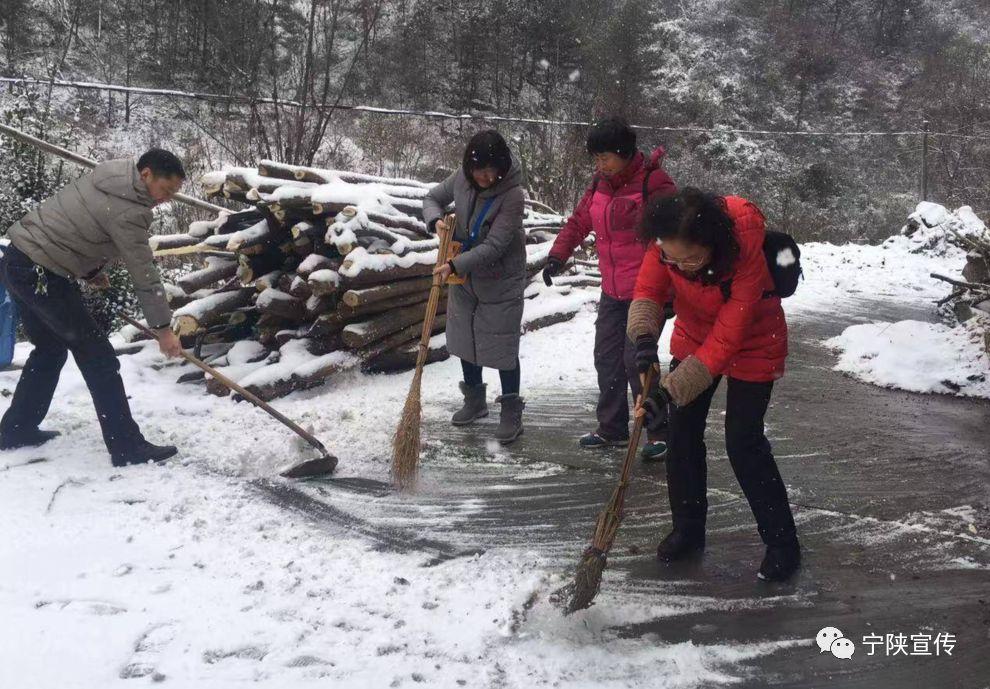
[266,300,989,688]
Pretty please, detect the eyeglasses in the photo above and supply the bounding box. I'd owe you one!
[659,250,707,270]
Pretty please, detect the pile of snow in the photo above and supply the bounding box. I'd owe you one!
[784,240,957,318]
[819,201,990,399]
[826,317,990,399]
[887,201,987,257]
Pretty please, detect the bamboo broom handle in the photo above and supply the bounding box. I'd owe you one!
[414,215,454,369]
[619,365,658,487]
[593,365,660,542]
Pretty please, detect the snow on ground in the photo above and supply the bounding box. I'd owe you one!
[819,203,989,398]
[825,317,990,399]
[0,232,973,687]
[898,201,986,256]
[1,312,802,689]
[786,239,961,318]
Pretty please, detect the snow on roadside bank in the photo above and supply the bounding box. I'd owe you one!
[825,318,990,399]
[820,202,990,399]
[785,202,982,321]
[898,201,986,256]
[786,238,961,318]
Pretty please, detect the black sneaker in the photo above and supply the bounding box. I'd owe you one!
[757,540,802,582]
[656,528,705,562]
[579,432,628,448]
[0,428,61,450]
[111,441,178,468]
[640,440,668,462]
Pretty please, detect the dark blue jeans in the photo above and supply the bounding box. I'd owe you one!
[0,245,143,453]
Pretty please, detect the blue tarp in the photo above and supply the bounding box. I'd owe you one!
[0,246,18,367]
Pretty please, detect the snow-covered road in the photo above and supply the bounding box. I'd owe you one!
[1,239,987,688]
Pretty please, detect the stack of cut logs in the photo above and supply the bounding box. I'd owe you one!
[932,230,990,354]
[145,160,599,400]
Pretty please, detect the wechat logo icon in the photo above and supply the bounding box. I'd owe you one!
[816,627,856,659]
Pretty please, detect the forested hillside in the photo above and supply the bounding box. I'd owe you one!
[1,0,988,240]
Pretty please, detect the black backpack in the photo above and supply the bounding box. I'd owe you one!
[720,230,803,301]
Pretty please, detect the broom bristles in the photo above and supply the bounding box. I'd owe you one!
[391,369,424,488]
[557,368,656,614]
[556,504,622,613]
[562,551,607,614]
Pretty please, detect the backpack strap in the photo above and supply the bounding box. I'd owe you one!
[463,197,497,251]
[719,279,732,302]
[718,277,776,302]
[642,168,653,204]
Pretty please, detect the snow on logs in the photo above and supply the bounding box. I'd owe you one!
[172,288,256,336]
[155,159,597,400]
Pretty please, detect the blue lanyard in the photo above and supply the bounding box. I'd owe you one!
[464,197,496,250]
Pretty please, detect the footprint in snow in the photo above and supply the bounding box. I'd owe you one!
[202,645,269,664]
[119,621,178,681]
[35,599,127,616]
[285,655,334,668]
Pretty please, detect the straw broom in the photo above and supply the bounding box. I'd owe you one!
[390,214,456,489]
[560,364,660,613]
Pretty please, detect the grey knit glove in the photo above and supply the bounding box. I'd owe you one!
[661,355,713,406]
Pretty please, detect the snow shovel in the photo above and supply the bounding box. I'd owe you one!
[559,364,664,614]
[0,122,331,478]
[124,316,338,479]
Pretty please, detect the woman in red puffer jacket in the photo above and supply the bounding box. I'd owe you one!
[626,187,800,582]
[544,117,676,458]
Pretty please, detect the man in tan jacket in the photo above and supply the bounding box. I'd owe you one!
[1,149,184,466]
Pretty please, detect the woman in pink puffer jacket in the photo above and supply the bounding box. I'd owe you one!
[544,117,676,457]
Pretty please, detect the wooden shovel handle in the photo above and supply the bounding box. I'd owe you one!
[124,316,329,456]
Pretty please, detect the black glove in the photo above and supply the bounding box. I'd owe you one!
[634,335,659,374]
[542,257,564,286]
[642,385,671,432]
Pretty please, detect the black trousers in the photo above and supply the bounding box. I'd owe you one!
[594,292,667,440]
[0,246,144,453]
[664,357,797,547]
[461,358,520,396]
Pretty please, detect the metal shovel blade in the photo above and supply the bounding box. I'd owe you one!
[280,453,339,479]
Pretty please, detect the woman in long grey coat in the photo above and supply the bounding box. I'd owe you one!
[423,130,527,444]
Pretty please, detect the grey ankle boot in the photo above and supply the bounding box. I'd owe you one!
[452,382,488,426]
[494,393,525,445]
